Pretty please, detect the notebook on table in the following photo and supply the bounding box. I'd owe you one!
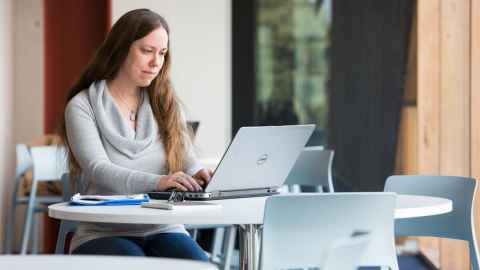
[148,124,315,201]
[70,193,149,206]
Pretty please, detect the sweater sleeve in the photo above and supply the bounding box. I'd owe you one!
[65,95,163,194]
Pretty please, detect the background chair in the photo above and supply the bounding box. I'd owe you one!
[260,193,398,270]
[4,144,33,253]
[283,147,334,193]
[212,147,335,269]
[19,146,67,254]
[384,175,479,270]
[213,147,335,269]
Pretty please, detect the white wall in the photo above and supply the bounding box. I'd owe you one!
[0,1,230,251]
[0,0,44,252]
[112,0,232,158]
[13,0,44,143]
[0,0,15,253]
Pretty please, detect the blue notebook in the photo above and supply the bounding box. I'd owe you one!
[70,193,149,206]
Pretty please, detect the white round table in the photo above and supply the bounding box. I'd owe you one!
[49,194,452,224]
[49,194,452,270]
[393,194,452,219]
[0,255,217,270]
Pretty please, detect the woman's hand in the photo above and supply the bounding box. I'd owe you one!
[192,168,213,188]
[157,171,203,192]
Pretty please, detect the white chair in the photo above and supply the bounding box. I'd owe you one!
[283,147,335,192]
[259,193,398,270]
[217,148,334,269]
[4,144,33,253]
[20,146,68,254]
[384,175,479,270]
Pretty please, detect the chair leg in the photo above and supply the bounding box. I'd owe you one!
[211,227,225,263]
[3,205,15,254]
[31,213,39,254]
[20,179,38,254]
[222,226,237,270]
[55,220,78,254]
[191,229,198,241]
[4,178,21,254]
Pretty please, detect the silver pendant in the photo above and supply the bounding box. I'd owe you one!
[129,111,136,121]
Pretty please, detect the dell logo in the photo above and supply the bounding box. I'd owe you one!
[257,154,268,165]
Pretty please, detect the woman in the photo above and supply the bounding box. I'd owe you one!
[59,9,211,260]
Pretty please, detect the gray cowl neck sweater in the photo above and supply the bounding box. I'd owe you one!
[89,80,157,158]
[65,80,199,252]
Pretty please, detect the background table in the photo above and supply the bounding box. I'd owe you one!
[0,255,218,270]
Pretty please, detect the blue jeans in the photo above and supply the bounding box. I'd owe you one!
[71,233,209,261]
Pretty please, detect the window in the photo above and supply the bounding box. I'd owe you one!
[233,0,331,145]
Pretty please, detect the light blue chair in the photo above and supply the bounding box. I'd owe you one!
[204,226,236,270]
[20,146,67,254]
[4,145,67,254]
[260,193,398,270]
[283,147,334,193]
[208,150,338,269]
[385,175,479,270]
[217,148,335,269]
[4,144,33,254]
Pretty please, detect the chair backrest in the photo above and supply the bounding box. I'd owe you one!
[283,147,334,192]
[259,193,397,270]
[322,232,372,270]
[30,146,68,182]
[385,175,476,239]
[15,144,32,179]
[385,175,479,270]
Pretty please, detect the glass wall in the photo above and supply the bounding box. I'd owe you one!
[255,0,331,144]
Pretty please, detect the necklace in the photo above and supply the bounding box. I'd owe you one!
[113,88,143,122]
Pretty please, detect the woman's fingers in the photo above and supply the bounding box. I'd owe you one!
[170,181,188,192]
[172,172,202,191]
[194,169,212,186]
[174,175,194,191]
[195,178,205,187]
[158,171,205,192]
[184,173,203,191]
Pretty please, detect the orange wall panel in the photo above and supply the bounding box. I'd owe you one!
[44,0,111,133]
[43,0,110,252]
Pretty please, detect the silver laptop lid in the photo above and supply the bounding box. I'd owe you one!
[205,124,315,192]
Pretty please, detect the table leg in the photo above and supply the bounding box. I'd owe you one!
[238,225,246,270]
[237,224,261,270]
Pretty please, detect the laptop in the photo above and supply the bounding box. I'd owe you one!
[148,124,315,201]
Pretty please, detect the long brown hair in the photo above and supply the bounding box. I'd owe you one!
[59,9,190,176]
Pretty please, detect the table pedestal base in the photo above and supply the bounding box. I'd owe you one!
[238,224,262,270]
